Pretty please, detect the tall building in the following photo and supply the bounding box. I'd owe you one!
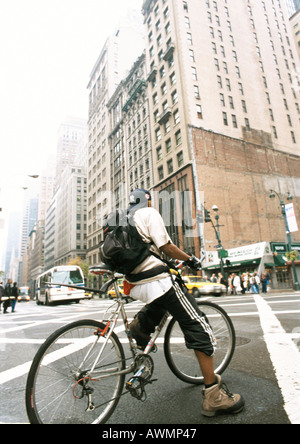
[107,52,153,210]
[140,0,300,279]
[285,0,300,16]
[290,8,300,61]
[55,117,87,188]
[142,0,300,173]
[87,19,145,267]
[54,165,87,265]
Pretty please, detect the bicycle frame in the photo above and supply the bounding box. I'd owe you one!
[75,273,170,382]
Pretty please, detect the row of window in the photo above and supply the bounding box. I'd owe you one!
[246,0,299,143]
[157,151,184,181]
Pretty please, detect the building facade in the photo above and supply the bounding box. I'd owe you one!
[140,0,300,254]
[54,165,87,265]
[86,25,146,268]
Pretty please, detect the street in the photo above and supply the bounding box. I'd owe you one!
[0,291,299,425]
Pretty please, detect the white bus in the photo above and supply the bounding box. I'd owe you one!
[36,266,86,305]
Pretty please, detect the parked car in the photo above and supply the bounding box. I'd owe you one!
[182,276,226,297]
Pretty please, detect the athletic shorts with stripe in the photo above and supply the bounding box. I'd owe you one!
[135,280,217,357]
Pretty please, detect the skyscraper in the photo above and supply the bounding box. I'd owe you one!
[141,0,300,253]
[86,15,145,267]
[55,117,87,188]
[285,0,300,16]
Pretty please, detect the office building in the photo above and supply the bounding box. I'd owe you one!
[140,0,300,256]
[87,20,145,267]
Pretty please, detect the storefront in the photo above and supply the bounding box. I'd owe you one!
[202,241,300,290]
[265,242,300,290]
[203,242,273,277]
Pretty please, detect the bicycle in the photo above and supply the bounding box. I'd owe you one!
[25,264,236,424]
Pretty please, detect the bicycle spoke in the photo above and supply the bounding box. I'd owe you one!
[26,320,125,424]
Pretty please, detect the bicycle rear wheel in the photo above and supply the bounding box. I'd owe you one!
[26,320,125,424]
[164,301,235,385]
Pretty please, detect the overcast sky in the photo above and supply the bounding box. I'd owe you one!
[0,0,143,268]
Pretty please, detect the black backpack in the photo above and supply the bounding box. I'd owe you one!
[99,209,153,275]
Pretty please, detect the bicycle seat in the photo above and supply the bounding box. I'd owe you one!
[89,264,114,275]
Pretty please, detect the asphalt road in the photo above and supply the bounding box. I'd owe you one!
[0,290,299,426]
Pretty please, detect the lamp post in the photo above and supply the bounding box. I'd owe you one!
[212,205,225,275]
[269,189,299,291]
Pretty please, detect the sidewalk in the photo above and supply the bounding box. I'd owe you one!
[268,288,300,294]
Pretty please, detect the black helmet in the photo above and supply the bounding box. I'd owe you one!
[128,188,151,212]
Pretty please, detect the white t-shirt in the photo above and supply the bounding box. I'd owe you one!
[126,207,173,303]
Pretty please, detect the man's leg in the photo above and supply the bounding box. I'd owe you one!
[194,351,216,386]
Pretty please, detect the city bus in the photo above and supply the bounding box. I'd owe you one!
[36,265,86,305]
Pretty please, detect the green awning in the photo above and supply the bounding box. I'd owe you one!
[264,255,286,267]
[274,255,286,266]
[204,258,261,270]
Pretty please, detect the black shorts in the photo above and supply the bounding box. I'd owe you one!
[136,279,216,357]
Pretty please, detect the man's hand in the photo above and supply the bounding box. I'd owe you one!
[184,255,202,273]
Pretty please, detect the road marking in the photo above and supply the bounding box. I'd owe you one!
[254,294,300,425]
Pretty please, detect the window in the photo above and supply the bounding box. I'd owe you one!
[158,166,164,180]
[166,138,172,153]
[232,114,238,128]
[155,127,161,141]
[223,111,228,125]
[196,104,203,119]
[167,159,173,174]
[177,151,184,167]
[174,110,180,125]
[175,130,182,145]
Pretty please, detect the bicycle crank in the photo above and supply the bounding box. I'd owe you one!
[125,354,156,401]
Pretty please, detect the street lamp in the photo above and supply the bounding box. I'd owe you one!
[269,189,299,290]
[212,205,225,275]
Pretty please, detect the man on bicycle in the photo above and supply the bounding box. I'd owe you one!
[126,188,244,417]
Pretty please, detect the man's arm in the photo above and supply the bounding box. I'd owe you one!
[159,242,191,261]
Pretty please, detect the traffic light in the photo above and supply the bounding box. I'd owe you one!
[204,208,211,222]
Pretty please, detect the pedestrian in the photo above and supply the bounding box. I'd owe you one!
[11,282,19,312]
[0,282,4,312]
[3,279,13,314]
[265,271,271,292]
[261,274,267,294]
[227,274,233,295]
[250,273,258,294]
[254,272,260,294]
[232,273,241,295]
[210,273,217,283]
[121,188,244,417]
[218,273,227,288]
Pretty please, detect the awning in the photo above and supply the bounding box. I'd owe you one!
[274,255,286,266]
[264,255,286,268]
[204,258,261,270]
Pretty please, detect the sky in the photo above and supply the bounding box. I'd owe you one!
[0,0,143,269]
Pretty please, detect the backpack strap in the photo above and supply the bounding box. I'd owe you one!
[125,265,169,282]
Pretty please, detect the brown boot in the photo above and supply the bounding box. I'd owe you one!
[201,375,245,417]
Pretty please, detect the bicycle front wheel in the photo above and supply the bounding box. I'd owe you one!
[26,320,125,424]
[164,301,235,385]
